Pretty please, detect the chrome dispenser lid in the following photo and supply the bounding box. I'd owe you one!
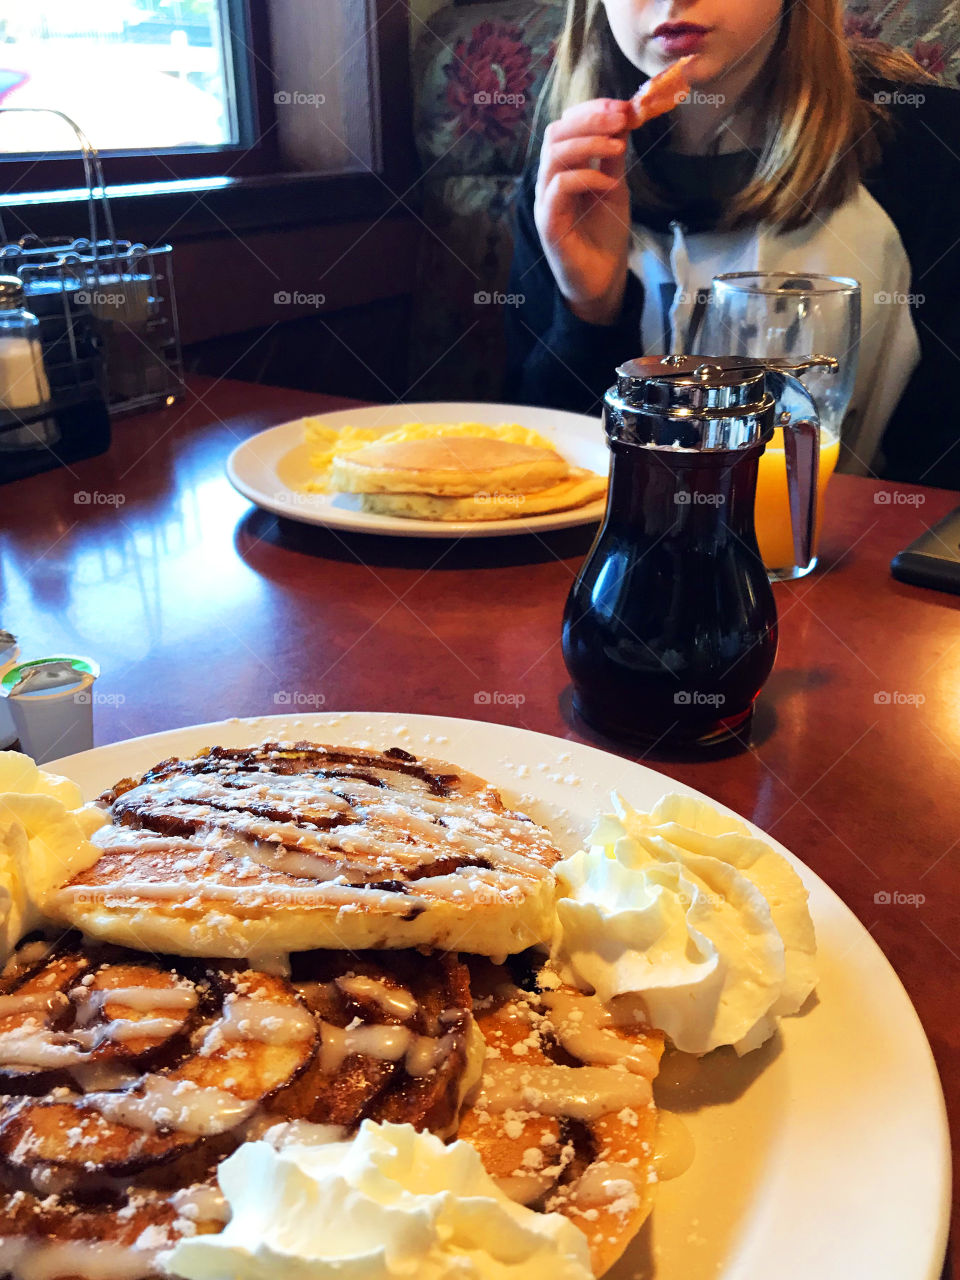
[615,355,772,412]
[606,354,839,450]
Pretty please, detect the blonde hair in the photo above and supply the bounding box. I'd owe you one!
[541,0,934,232]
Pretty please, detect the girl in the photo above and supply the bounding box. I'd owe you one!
[504,0,960,486]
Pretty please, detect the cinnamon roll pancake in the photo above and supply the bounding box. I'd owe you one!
[0,938,317,1197]
[460,956,664,1277]
[0,935,477,1279]
[282,947,481,1138]
[0,1184,228,1280]
[50,743,563,959]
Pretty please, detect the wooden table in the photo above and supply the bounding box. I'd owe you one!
[3,375,958,1268]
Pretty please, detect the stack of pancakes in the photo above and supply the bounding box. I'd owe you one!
[0,742,662,1279]
[331,434,606,521]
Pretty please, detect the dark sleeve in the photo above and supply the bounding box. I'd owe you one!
[866,84,960,487]
[503,166,645,415]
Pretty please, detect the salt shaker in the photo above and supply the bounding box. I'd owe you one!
[0,275,58,454]
[0,276,51,413]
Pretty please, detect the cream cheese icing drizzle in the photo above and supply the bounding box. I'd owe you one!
[87,1076,258,1136]
[476,1061,652,1120]
[71,986,199,1016]
[0,1183,231,1280]
[334,974,418,1020]
[215,998,315,1045]
[1,1237,163,1280]
[318,1021,457,1078]
[0,976,198,1069]
[0,992,68,1019]
[541,989,660,1077]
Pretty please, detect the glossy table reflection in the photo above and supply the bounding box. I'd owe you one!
[3,375,958,1269]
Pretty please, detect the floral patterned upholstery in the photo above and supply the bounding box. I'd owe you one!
[408,0,960,401]
[844,0,960,72]
[408,2,558,399]
[413,3,559,178]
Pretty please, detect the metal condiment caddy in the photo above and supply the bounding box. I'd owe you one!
[0,109,185,482]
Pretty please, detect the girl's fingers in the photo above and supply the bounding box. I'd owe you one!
[537,135,626,193]
[545,97,631,144]
[548,135,627,170]
[541,169,621,218]
[596,141,628,182]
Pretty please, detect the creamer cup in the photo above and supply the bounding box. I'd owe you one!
[0,631,19,748]
[1,654,100,764]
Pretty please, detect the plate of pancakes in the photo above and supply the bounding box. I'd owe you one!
[226,402,608,537]
[0,712,948,1280]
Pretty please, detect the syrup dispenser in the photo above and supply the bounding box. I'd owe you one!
[562,354,837,746]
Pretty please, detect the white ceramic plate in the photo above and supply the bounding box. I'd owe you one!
[49,713,950,1280]
[226,401,608,538]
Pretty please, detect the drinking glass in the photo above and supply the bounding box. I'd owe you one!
[695,272,861,580]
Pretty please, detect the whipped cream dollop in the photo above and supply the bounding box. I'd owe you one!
[0,750,106,959]
[164,1119,593,1280]
[552,792,817,1055]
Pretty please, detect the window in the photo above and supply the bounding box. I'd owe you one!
[0,0,414,204]
[0,2,239,154]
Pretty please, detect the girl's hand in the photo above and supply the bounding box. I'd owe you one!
[534,98,631,327]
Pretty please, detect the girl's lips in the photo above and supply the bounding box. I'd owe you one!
[652,23,710,56]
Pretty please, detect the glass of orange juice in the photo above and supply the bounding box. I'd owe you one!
[696,272,860,580]
[755,422,841,579]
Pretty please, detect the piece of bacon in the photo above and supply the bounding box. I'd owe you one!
[627,54,696,129]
